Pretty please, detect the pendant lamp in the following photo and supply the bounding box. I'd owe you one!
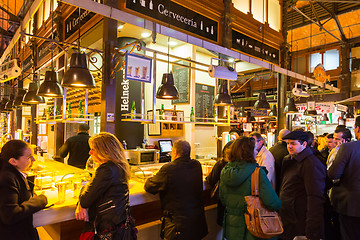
[304,108,318,116]
[62,7,95,89]
[0,98,9,112]
[320,113,329,121]
[268,104,277,117]
[284,97,298,113]
[156,72,179,99]
[237,106,247,118]
[37,70,63,97]
[254,92,270,110]
[62,52,96,88]
[23,82,45,104]
[14,89,28,107]
[345,110,354,119]
[5,94,15,111]
[292,114,300,122]
[214,80,232,106]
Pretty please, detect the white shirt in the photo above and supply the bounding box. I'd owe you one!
[256,145,276,189]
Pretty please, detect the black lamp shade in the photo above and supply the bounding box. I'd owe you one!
[254,93,270,110]
[345,111,354,119]
[292,114,300,121]
[37,70,63,97]
[237,107,247,118]
[14,89,28,107]
[23,82,45,104]
[268,105,277,117]
[284,98,298,113]
[62,52,96,88]
[5,94,15,111]
[156,73,179,99]
[304,108,318,116]
[320,113,330,121]
[214,81,232,106]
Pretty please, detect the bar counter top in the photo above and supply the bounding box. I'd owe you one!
[32,159,216,227]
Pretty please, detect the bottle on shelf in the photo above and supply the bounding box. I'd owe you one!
[55,106,60,119]
[47,107,51,120]
[173,105,177,121]
[213,107,217,122]
[42,108,46,120]
[160,104,164,120]
[203,108,208,122]
[122,140,128,150]
[67,102,72,118]
[79,100,84,118]
[131,101,136,119]
[190,107,195,122]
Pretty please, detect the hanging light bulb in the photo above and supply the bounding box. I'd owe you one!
[268,104,277,117]
[23,81,45,104]
[156,72,179,99]
[284,97,298,113]
[254,92,270,110]
[37,70,63,97]
[214,80,232,106]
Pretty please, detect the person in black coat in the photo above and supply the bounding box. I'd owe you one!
[205,140,233,226]
[145,140,208,240]
[280,131,326,240]
[328,116,360,240]
[320,133,335,160]
[75,132,132,237]
[59,123,91,169]
[0,140,48,240]
[269,128,290,194]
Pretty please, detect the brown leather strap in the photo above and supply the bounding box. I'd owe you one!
[251,167,260,196]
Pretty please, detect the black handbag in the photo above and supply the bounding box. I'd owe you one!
[94,207,137,240]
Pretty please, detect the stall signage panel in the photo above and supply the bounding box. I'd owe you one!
[65,9,96,40]
[336,104,347,112]
[232,30,279,65]
[126,0,218,42]
[251,109,267,117]
[195,83,214,121]
[296,102,334,113]
[22,55,32,73]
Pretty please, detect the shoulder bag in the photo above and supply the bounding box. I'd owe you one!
[244,167,283,239]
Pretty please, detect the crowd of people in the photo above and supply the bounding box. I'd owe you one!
[1,116,360,240]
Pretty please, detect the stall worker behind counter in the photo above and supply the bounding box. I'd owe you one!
[59,123,91,169]
[0,140,49,240]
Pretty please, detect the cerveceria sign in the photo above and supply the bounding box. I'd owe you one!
[126,0,218,42]
[65,9,96,40]
[232,30,279,65]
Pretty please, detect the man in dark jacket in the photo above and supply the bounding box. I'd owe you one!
[269,128,290,194]
[144,140,208,240]
[59,123,91,169]
[280,131,326,240]
[320,133,335,160]
[328,116,360,240]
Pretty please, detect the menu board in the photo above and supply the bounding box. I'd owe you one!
[172,60,190,104]
[195,83,214,121]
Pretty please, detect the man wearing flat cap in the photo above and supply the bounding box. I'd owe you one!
[279,130,326,240]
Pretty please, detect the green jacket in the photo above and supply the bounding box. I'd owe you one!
[220,162,281,240]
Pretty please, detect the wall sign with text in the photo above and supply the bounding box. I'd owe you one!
[64,9,96,40]
[125,53,152,83]
[232,30,279,65]
[126,0,218,42]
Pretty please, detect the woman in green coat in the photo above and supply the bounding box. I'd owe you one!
[220,136,281,240]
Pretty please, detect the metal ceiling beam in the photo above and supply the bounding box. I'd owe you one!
[316,1,347,42]
[0,27,13,37]
[292,6,344,44]
[310,2,323,29]
[0,6,22,23]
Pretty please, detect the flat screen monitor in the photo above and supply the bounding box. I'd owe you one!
[158,140,173,154]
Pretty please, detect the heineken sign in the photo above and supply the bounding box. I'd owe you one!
[126,0,218,42]
[232,30,279,65]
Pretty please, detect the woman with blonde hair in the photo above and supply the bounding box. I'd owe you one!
[75,132,135,239]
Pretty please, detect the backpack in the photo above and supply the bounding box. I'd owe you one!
[244,167,283,239]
